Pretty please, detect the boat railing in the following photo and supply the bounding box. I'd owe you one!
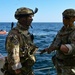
[34,66,55,75]
[33,52,56,75]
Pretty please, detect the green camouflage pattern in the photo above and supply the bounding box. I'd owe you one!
[15,7,34,20]
[15,7,38,20]
[51,26,75,58]
[51,26,75,75]
[15,7,33,15]
[62,9,75,17]
[5,23,38,75]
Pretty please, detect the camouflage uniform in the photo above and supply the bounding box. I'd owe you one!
[51,9,75,75]
[4,7,38,75]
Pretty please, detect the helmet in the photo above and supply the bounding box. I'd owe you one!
[62,9,75,17]
[15,7,38,20]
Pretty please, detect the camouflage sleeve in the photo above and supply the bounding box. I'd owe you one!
[6,34,22,70]
[50,32,61,49]
[65,31,75,55]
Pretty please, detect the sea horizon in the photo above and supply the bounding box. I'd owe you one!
[0,22,63,75]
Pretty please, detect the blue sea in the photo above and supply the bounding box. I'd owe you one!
[0,22,63,75]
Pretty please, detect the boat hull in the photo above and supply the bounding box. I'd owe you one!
[0,31,7,35]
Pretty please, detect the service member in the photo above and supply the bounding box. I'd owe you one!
[40,9,75,75]
[4,7,38,75]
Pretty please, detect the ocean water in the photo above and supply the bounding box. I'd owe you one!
[0,22,63,75]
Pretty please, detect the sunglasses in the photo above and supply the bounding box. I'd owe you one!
[15,14,34,18]
[63,16,70,19]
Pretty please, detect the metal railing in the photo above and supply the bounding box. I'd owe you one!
[34,51,56,75]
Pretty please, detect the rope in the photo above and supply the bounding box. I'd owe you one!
[34,67,52,71]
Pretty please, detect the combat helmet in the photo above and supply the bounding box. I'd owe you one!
[15,7,38,20]
[62,9,75,18]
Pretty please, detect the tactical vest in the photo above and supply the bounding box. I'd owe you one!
[8,27,37,66]
[3,27,38,74]
[53,26,75,66]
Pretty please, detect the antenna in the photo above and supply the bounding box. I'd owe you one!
[34,8,38,14]
[11,22,14,29]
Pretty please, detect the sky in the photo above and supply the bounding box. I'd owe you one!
[0,0,75,22]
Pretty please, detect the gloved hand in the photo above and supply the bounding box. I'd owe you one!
[40,48,49,54]
[40,46,56,54]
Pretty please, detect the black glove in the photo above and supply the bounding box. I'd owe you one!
[40,48,48,54]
